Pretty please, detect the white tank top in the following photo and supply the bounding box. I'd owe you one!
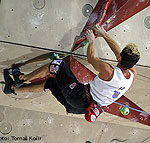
[89,66,134,106]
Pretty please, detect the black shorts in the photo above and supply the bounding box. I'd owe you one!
[44,60,92,114]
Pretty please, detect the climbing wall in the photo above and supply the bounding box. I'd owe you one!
[73,0,150,67]
[0,0,98,52]
[0,106,150,143]
[0,105,150,143]
[0,1,150,141]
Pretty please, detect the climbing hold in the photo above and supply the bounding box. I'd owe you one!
[144,16,150,29]
[0,122,12,135]
[82,4,93,17]
[49,53,60,60]
[86,141,93,143]
[105,19,111,24]
[82,40,88,47]
[33,0,45,10]
[120,106,130,116]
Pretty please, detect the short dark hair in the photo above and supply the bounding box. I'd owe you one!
[120,43,140,70]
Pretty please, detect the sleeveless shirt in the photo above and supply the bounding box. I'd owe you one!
[89,66,134,106]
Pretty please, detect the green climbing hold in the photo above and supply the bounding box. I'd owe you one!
[49,53,60,60]
[120,106,130,116]
[82,40,88,47]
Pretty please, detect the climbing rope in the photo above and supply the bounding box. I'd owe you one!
[113,101,150,115]
[0,40,150,69]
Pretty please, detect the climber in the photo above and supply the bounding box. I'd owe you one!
[3,24,140,122]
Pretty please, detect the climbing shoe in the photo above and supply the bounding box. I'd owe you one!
[12,66,24,88]
[3,69,15,94]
